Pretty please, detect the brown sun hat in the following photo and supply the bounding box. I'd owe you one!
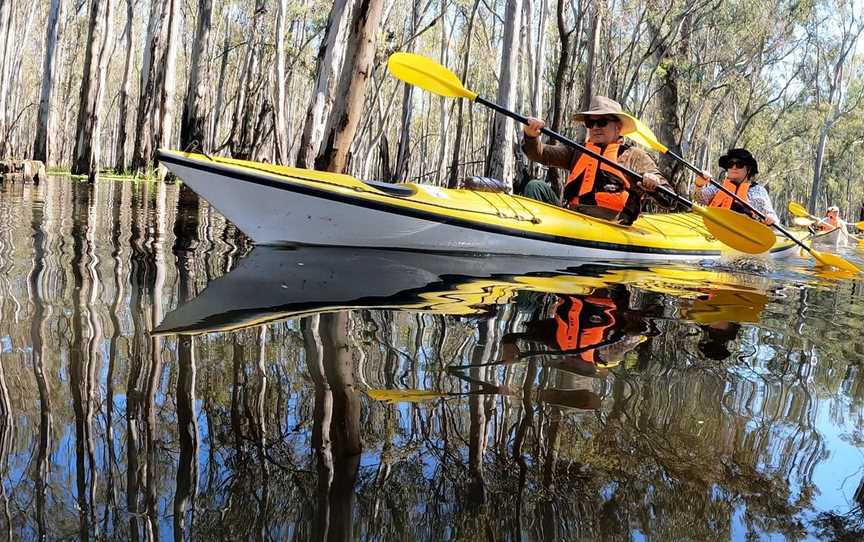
[572,96,637,134]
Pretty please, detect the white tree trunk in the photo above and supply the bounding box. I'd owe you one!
[180,0,213,152]
[434,0,450,183]
[33,0,64,164]
[156,0,181,151]
[71,0,114,177]
[296,0,352,168]
[0,0,14,156]
[487,0,523,187]
[273,0,288,164]
[115,0,135,172]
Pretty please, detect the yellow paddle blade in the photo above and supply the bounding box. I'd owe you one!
[387,52,477,100]
[854,221,864,231]
[623,117,669,153]
[691,205,776,254]
[792,216,814,227]
[366,388,448,404]
[810,249,861,273]
[787,201,811,218]
[686,290,768,324]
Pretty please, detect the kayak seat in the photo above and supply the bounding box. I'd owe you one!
[363,179,417,197]
[461,176,510,193]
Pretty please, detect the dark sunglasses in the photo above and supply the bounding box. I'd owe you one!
[584,117,618,129]
[726,160,748,169]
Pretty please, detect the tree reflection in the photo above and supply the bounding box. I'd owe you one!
[0,177,863,539]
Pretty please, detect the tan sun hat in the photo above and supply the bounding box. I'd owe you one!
[572,96,637,134]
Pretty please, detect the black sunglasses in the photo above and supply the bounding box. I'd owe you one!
[726,160,748,169]
[584,117,618,129]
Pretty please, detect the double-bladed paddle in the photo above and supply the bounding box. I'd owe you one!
[622,120,861,273]
[386,52,775,255]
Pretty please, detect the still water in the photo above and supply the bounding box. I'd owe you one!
[1,176,864,540]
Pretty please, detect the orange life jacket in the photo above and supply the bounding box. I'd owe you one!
[554,296,617,363]
[819,215,839,231]
[708,180,750,213]
[565,140,631,212]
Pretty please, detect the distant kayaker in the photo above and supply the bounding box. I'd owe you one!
[521,96,670,225]
[817,205,841,232]
[693,148,779,225]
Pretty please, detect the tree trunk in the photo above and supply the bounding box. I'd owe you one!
[315,0,385,174]
[210,22,230,151]
[273,0,288,164]
[434,0,450,183]
[649,16,687,191]
[808,122,830,214]
[180,0,213,153]
[33,0,63,164]
[393,2,419,182]
[228,0,266,160]
[0,0,14,157]
[486,0,523,188]
[297,0,352,168]
[71,0,114,178]
[131,0,167,172]
[154,0,181,172]
[580,0,601,110]
[448,0,481,188]
[115,0,135,172]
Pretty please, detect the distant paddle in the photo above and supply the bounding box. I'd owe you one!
[623,121,861,273]
[788,201,864,231]
[387,52,775,255]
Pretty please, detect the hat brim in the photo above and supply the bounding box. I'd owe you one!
[572,112,636,134]
[718,155,758,175]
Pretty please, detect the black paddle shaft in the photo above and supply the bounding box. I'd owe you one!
[474,95,693,210]
[664,149,810,252]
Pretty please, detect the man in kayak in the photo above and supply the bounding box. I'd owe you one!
[522,96,670,225]
[693,148,779,225]
[817,205,842,232]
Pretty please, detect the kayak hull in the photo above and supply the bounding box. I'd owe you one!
[158,150,802,262]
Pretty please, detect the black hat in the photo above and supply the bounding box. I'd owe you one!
[718,148,758,176]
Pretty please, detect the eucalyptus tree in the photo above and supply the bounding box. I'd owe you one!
[33,0,64,165]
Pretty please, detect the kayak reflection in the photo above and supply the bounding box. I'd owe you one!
[156,246,771,337]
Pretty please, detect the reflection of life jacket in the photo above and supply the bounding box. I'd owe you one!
[564,140,631,212]
[554,296,617,363]
[709,180,752,215]
[819,215,839,231]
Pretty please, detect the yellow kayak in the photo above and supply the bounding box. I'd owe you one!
[158,149,802,261]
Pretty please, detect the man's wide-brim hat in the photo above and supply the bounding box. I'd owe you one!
[572,96,636,134]
[718,148,759,175]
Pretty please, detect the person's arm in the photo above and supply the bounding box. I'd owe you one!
[748,185,779,225]
[522,135,578,170]
[620,147,672,204]
[694,184,718,205]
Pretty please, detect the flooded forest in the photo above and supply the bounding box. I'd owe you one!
[0,0,863,540]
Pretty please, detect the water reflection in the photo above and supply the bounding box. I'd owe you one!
[0,176,863,539]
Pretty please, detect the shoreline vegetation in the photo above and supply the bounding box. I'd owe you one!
[0,0,861,217]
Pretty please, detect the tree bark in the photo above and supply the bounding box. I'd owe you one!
[210,22,230,151]
[131,0,167,172]
[180,0,213,153]
[0,0,15,157]
[580,0,602,110]
[33,0,64,164]
[447,0,481,188]
[273,0,288,164]
[393,2,419,181]
[315,0,385,174]
[154,0,181,173]
[486,0,523,187]
[649,15,687,191]
[297,0,352,168]
[228,0,266,160]
[71,0,114,178]
[114,0,135,172]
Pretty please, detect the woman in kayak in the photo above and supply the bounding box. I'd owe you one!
[521,96,671,225]
[693,148,779,225]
